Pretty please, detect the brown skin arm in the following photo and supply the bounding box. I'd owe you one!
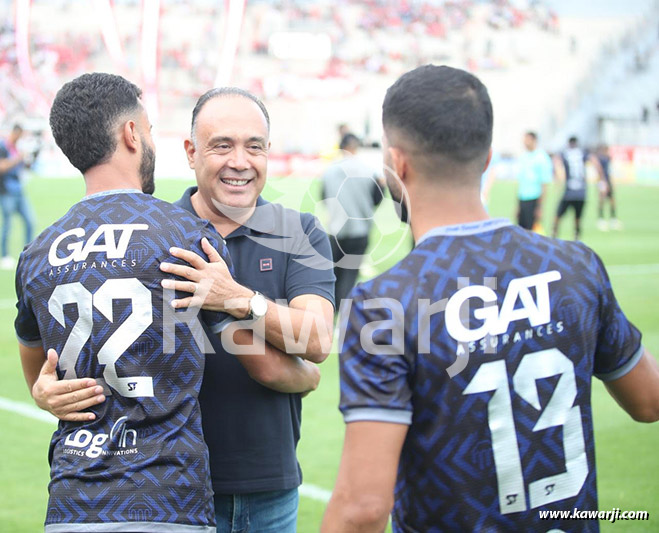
[321,421,408,532]
[604,348,659,423]
[226,324,321,394]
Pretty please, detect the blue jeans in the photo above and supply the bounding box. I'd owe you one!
[214,488,299,533]
[0,180,34,257]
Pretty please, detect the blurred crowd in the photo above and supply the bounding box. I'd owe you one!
[0,0,559,131]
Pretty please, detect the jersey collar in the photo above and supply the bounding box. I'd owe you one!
[83,188,143,201]
[416,218,512,244]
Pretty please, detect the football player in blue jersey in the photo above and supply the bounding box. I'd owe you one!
[551,136,606,241]
[17,72,318,533]
[322,65,659,532]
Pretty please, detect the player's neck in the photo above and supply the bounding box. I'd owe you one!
[409,188,489,243]
[83,165,143,196]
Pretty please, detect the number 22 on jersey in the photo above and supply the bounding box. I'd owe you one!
[48,278,154,397]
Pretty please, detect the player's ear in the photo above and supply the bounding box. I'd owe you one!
[483,147,493,173]
[122,120,139,153]
[184,139,196,169]
[388,146,408,183]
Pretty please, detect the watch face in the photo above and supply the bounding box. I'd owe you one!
[251,293,268,318]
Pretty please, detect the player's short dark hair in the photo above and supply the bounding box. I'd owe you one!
[339,133,361,150]
[191,87,270,141]
[50,72,143,173]
[525,131,537,140]
[11,124,23,134]
[383,65,493,166]
[569,136,578,145]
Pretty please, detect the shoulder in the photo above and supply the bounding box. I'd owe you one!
[263,199,320,235]
[521,230,605,284]
[143,194,207,229]
[352,243,429,303]
[172,186,197,211]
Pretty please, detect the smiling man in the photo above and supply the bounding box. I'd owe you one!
[163,88,336,533]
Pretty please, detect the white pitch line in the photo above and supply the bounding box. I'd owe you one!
[0,395,332,503]
[299,483,332,503]
[0,396,57,424]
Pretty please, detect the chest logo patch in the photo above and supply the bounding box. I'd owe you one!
[260,258,273,271]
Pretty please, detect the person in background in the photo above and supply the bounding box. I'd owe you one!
[596,143,622,231]
[0,124,35,269]
[552,135,604,240]
[321,132,384,306]
[516,131,553,232]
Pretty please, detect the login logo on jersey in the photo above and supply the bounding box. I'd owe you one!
[48,223,148,266]
[64,416,138,459]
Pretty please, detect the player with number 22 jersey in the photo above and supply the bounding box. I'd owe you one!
[16,190,234,532]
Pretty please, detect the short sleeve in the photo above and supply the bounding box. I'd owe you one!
[284,213,335,308]
[14,252,42,347]
[195,221,237,334]
[590,251,643,381]
[338,283,413,425]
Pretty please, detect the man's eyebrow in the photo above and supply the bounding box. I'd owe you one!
[207,136,267,145]
[207,135,233,145]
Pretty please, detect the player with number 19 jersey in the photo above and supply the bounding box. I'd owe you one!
[339,218,643,532]
[15,190,234,533]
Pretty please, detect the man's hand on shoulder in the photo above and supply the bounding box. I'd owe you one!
[160,237,252,317]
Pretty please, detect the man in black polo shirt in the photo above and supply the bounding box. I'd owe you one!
[161,87,335,533]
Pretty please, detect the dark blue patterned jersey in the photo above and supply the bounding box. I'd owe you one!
[15,189,236,533]
[339,218,643,533]
[561,148,589,201]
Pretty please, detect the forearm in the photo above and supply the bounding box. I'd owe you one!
[227,326,321,393]
[322,422,406,532]
[18,343,46,393]
[221,286,333,362]
[261,299,333,363]
[322,491,391,533]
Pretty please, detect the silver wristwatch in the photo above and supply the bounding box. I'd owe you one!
[247,291,268,320]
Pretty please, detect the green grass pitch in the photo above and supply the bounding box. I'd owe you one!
[0,176,656,532]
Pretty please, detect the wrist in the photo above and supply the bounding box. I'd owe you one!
[228,284,255,319]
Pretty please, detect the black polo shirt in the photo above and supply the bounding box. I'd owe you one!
[174,186,335,494]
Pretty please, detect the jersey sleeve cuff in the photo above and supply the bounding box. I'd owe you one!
[16,333,42,348]
[342,407,412,425]
[595,344,644,382]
